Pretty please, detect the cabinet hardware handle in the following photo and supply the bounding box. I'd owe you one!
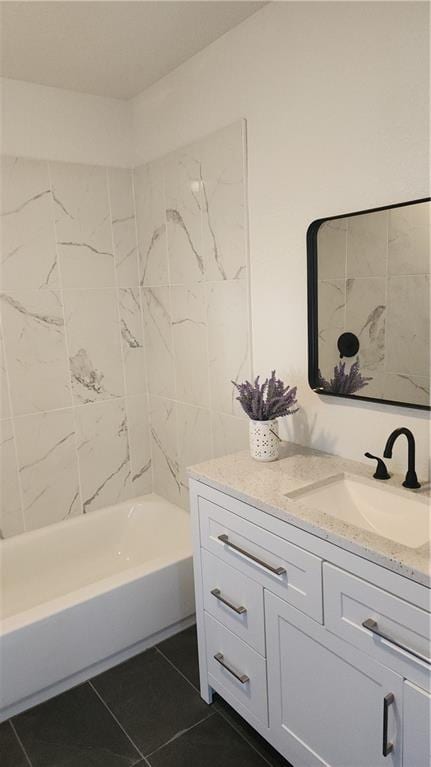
[362,618,431,665]
[217,534,286,576]
[214,652,249,684]
[210,588,247,615]
[382,693,394,757]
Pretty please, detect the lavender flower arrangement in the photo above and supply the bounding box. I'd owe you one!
[317,359,371,395]
[232,371,299,421]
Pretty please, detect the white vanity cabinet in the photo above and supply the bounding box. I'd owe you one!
[403,682,431,767]
[190,479,431,767]
[265,591,403,767]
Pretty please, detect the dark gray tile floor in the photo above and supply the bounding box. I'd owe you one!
[1,625,292,767]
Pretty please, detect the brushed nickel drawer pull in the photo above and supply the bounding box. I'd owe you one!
[210,588,247,615]
[382,693,394,757]
[362,618,431,665]
[217,534,286,576]
[214,652,249,684]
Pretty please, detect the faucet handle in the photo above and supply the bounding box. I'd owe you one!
[364,452,390,480]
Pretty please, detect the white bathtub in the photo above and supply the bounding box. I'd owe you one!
[0,493,195,721]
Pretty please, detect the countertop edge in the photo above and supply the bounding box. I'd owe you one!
[188,468,430,589]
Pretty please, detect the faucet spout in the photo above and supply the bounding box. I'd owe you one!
[383,427,421,489]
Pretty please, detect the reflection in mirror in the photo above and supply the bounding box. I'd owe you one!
[308,199,430,409]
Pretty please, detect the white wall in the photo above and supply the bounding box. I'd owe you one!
[131,1,430,477]
[1,77,133,167]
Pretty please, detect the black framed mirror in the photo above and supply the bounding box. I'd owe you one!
[307,198,430,411]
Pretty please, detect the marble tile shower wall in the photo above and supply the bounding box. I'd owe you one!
[134,120,251,509]
[317,204,430,406]
[0,120,251,535]
[0,157,152,537]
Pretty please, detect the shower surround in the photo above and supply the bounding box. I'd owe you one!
[0,120,251,537]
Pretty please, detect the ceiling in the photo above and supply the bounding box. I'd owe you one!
[0,1,265,100]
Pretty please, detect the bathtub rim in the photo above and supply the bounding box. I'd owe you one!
[0,492,192,633]
[0,491,186,546]
[0,549,192,635]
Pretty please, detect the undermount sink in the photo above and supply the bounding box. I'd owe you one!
[286,474,430,548]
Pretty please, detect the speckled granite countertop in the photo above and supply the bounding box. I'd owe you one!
[188,442,431,588]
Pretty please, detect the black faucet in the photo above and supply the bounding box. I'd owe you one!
[383,428,421,489]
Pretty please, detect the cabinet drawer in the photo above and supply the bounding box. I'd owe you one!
[202,549,265,655]
[204,612,268,726]
[199,497,322,622]
[324,563,431,690]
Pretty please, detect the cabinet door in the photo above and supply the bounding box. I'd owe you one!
[403,681,431,767]
[266,592,403,767]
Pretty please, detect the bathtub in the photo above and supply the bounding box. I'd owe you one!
[0,493,195,721]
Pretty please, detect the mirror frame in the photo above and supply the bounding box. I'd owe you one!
[307,197,431,411]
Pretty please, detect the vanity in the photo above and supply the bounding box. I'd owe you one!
[189,444,430,767]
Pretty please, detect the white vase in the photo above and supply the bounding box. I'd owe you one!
[249,418,279,462]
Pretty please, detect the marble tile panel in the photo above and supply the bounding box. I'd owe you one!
[1,156,58,289]
[384,372,430,407]
[211,411,249,460]
[118,287,146,396]
[108,168,140,287]
[201,121,247,281]
[388,202,430,275]
[0,324,11,420]
[75,398,131,513]
[134,161,169,286]
[171,283,209,407]
[318,279,346,332]
[317,218,347,280]
[50,162,115,288]
[207,280,251,416]
[0,289,71,415]
[176,402,212,508]
[14,408,81,530]
[63,288,124,404]
[0,418,23,537]
[141,286,175,398]
[149,396,181,505]
[346,210,388,278]
[386,274,429,377]
[165,146,205,284]
[353,369,385,400]
[126,394,152,496]
[317,327,345,382]
[345,277,386,371]
[317,279,346,378]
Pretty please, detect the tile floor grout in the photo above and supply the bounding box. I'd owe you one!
[145,711,216,760]
[155,644,202,695]
[9,719,33,767]
[213,705,279,767]
[155,641,280,767]
[88,680,146,764]
[3,628,285,767]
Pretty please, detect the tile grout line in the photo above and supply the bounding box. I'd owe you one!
[9,719,33,767]
[154,645,278,766]
[0,395,249,427]
[88,680,146,763]
[130,166,154,493]
[47,159,85,519]
[213,704,280,767]
[163,162,185,510]
[0,315,26,534]
[106,166,136,501]
[145,711,216,760]
[154,645,202,696]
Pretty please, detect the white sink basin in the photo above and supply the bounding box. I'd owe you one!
[286,474,430,548]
